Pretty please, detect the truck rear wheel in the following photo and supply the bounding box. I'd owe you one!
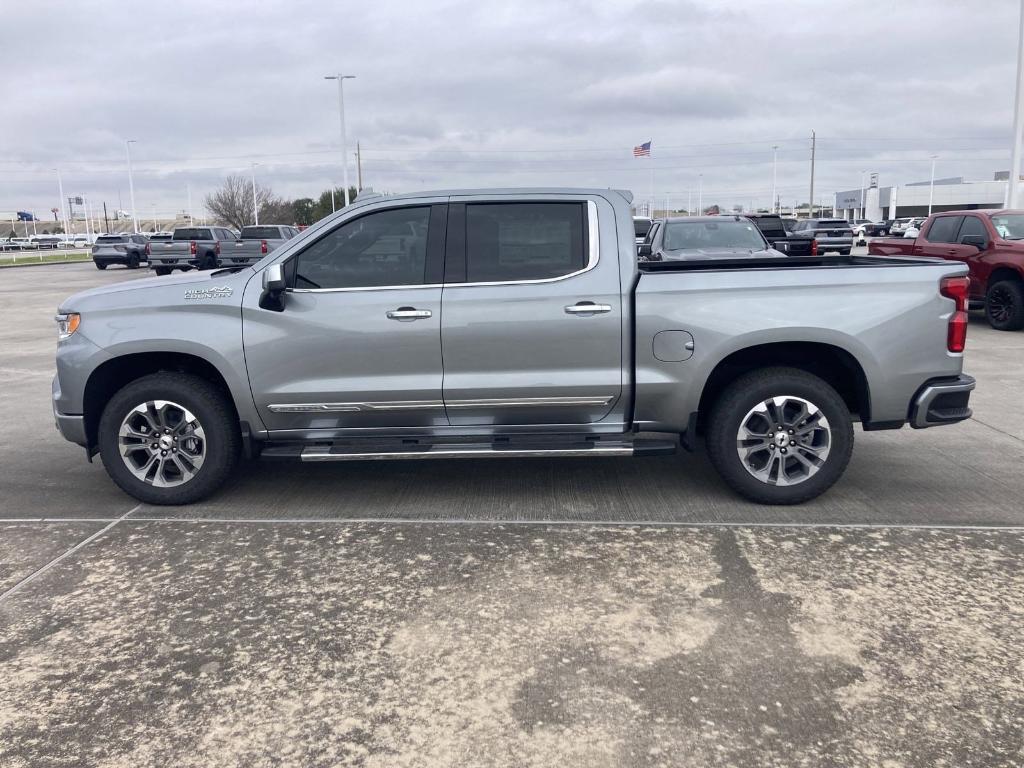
[985,280,1024,331]
[154,267,171,276]
[97,372,240,505]
[705,367,854,505]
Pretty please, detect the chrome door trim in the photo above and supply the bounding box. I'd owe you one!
[564,303,613,314]
[286,199,600,292]
[268,401,446,414]
[267,395,614,414]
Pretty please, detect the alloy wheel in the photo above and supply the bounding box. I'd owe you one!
[118,400,206,487]
[736,395,831,486]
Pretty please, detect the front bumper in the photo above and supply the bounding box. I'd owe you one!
[909,374,975,428]
[52,376,87,446]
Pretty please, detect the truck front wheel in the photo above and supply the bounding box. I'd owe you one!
[705,367,854,505]
[985,280,1024,331]
[97,372,240,505]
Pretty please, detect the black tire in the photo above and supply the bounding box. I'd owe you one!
[128,254,140,269]
[95,262,107,270]
[154,267,171,276]
[985,279,1024,331]
[203,253,218,270]
[705,367,854,505]
[839,248,852,255]
[98,372,240,505]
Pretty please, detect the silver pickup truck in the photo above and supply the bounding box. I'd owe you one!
[220,225,301,267]
[148,226,238,275]
[53,188,975,506]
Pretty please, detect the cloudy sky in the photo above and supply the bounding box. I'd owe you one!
[1,0,1020,223]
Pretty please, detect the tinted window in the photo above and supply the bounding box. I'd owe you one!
[241,226,285,240]
[750,216,786,237]
[957,216,988,243]
[633,218,653,238]
[814,220,850,228]
[96,235,126,244]
[292,206,430,289]
[173,228,212,240]
[924,216,962,243]
[466,203,586,283]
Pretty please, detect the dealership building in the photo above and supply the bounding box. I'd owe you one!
[834,173,1009,221]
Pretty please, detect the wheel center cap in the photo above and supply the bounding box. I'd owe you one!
[159,435,174,450]
[774,431,789,447]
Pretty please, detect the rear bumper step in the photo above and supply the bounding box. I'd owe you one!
[260,438,677,462]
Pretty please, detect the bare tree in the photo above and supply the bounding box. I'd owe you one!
[204,175,278,230]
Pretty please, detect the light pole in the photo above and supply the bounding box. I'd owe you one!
[771,145,778,214]
[928,155,938,215]
[698,174,703,215]
[54,169,69,237]
[1008,0,1024,207]
[324,73,356,208]
[250,162,260,225]
[125,139,139,233]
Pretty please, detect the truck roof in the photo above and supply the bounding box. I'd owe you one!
[348,187,635,208]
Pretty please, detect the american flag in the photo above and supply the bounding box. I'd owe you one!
[633,141,651,157]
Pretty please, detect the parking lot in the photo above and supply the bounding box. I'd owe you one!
[2,262,1023,766]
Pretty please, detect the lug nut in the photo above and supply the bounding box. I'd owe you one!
[161,450,166,456]
[781,448,787,454]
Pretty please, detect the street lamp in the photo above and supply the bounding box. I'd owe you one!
[771,145,778,214]
[125,139,139,234]
[859,170,867,221]
[324,73,356,208]
[928,155,938,215]
[53,169,69,237]
[1008,0,1024,207]
[698,174,703,215]
[250,162,260,225]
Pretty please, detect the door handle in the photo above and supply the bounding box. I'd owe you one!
[386,307,432,321]
[565,302,613,315]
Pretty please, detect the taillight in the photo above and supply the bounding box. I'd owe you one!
[260,239,268,254]
[145,242,151,256]
[941,276,970,353]
[810,238,818,256]
[190,240,197,255]
[215,241,221,255]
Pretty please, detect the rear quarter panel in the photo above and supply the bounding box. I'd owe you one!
[634,262,968,431]
[868,237,918,256]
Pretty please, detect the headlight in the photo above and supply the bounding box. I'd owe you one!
[55,313,81,340]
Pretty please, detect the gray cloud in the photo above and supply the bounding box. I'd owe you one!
[1,0,1020,220]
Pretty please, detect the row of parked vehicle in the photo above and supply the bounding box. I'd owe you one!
[91,225,301,272]
[1,234,91,251]
[633,214,855,261]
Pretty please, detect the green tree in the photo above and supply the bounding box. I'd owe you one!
[312,186,358,223]
[291,198,317,226]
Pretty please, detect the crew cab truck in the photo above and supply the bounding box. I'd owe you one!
[868,209,1024,331]
[147,226,238,275]
[741,214,816,256]
[53,188,975,507]
[221,225,301,267]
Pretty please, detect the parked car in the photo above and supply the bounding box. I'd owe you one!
[781,218,799,233]
[903,217,928,238]
[147,226,238,275]
[633,216,653,245]
[789,219,855,254]
[9,237,36,250]
[221,225,301,267]
[890,218,914,236]
[59,235,91,249]
[639,216,790,262]
[869,209,1024,330]
[52,188,974,508]
[864,221,893,237]
[851,221,876,237]
[30,235,61,250]
[91,234,148,270]
[742,214,816,256]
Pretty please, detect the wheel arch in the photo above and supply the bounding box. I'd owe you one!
[83,351,239,453]
[695,341,871,433]
[987,264,1024,289]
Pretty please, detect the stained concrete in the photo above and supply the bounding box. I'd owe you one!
[0,522,1021,767]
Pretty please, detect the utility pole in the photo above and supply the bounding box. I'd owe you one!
[771,145,778,214]
[250,162,260,225]
[187,184,193,226]
[355,142,363,191]
[860,170,867,220]
[125,139,139,233]
[687,188,692,216]
[698,174,703,215]
[1008,0,1024,207]
[325,73,356,207]
[928,155,938,215]
[808,131,816,220]
[103,202,111,234]
[54,169,69,236]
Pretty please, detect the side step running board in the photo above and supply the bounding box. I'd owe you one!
[262,439,677,462]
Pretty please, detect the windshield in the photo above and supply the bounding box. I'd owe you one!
[991,214,1024,240]
[634,218,652,238]
[664,220,766,251]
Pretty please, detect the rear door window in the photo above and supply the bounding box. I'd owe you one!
[956,216,987,243]
[923,216,963,243]
[465,202,587,283]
